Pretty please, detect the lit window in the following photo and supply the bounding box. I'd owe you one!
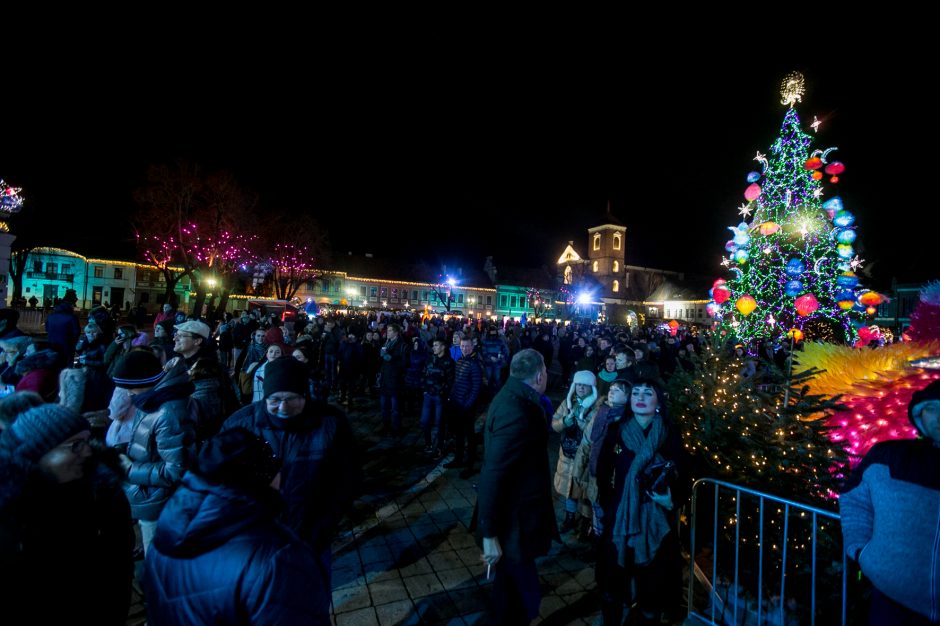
[593,234,601,250]
[612,280,619,292]
[114,268,123,280]
[94,266,104,278]
[612,261,619,273]
[592,261,598,272]
[564,266,572,284]
[613,233,621,250]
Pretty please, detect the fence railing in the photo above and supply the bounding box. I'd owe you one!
[687,478,848,626]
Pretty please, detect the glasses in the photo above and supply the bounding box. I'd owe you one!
[266,395,304,406]
[176,333,195,339]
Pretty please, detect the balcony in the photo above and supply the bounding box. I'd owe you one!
[27,271,74,283]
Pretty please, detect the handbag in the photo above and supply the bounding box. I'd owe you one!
[638,459,677,495]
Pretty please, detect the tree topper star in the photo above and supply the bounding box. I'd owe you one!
[738,203,753,218]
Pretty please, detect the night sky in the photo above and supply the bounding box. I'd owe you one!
[2,33,933,289]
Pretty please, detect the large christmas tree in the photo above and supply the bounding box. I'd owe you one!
[709,72,875,344]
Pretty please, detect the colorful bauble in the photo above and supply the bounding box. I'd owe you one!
[803,157,823,170]
[725,240,737,252]
[794,293,820,317]
[784,280,803,297]
[759,221,780,235]
[822,197,843,213]
[785,258,805,277]
[744,183,762,201]
[859,291,885,306]
[837,291,856,310]
[836,229,857,244]
[713,284,732,304]
[836,271,859,288]
[747,171,761,183]
[866,306,877,315]
[735,295,757,317]
[824,161,845,175]
[712,278,727,289]
[811,171,824,181]
[706,301,722,317]
[734,249,749,264]
[830,176,840,184]
[833,210,855,227]
[787,328,804,342]
[837,244,855,259]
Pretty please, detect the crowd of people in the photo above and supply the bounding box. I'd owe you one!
[0,299,936,624]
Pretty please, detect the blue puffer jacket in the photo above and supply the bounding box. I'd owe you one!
[220,401,360,553]
[144,473,329,625]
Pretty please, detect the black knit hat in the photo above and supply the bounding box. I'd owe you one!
[262,357,309,399]
[111,350,165,389]
[195,428,281,494]
[8,404,91,463]
[909,378,940,433]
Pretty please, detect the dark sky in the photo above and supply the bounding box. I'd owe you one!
[2,31,933,289]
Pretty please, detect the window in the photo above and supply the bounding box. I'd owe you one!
[380,287,387,298]
[612,261,619,273]
[510,296,518,308]
[412,290,418,301]
[391,288,399,301]
[94,266,104,278]
[564,266,572,284]
[500,295,507,307]
[698,309,703,318]
[361,286,367,297]
[157,272,165,282]
[457,294,463,304]
[46,262,58,274]
[114,268,123,279]
[612,280,619,292]
[333,280,341,293]
[592,261,599,272]
[486,295,492,305]
[422,291,428,302]
[32,260,42,272]
[371,286,378,298]
[613,233,621,250]
[593,234,601,250]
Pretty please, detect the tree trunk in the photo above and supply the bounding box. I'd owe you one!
[163,274,180,308]
[8,248,30,302]
[216,288,231,317]
[191,288,207,320]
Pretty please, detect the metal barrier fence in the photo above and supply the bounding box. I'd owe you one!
[687,478,848,626]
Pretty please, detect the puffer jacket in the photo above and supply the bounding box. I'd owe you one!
[220,400,360,553]
[144,473,328,625]
[190,378,228,447]
[123,367,197,521]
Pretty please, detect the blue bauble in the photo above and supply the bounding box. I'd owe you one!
[734,233,750,246]
[785,258,805,277]
[833,210,856,227]
[747,171,761,183]
[784,280,803,297]
[725,240,738,253]
[836,229,857,244]
[822,197,844,213]
[837,244,854,259]
[734,249,749,263]
[836,273,859,288]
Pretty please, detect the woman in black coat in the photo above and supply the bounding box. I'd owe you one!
[594,377,687,626]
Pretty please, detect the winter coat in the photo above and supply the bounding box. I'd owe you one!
[337,341,363,383]
[44,302,81,364]
[144,473,329,625]
[450,353,483,411]
[474,376,560,562]
[123,368,198,521]
[379,337,409,393]
[481,335,510,367]
[220,401,360,553]
[551,384,598,501]
[840,439,940,621]
[0,459,135,626]
[190,378,229,447]
[404,341,428,390]
[422,353,455,397]
[14,349,61,400]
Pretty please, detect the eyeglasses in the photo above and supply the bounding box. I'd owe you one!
[266,395,304,406]
[176,333,195,339]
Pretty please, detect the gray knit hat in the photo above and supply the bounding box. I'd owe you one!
[8,404,91,462]
[909,378,940,435]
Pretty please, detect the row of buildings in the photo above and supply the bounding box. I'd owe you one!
[4,214,730,327]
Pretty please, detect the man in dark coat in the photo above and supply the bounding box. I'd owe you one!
[476,348,560,624]
[44,301,81,367]
[379,323,410,436]
[144,428,329,625]
[220,357,360,596]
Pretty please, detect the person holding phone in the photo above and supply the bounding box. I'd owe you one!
[593,378,687,626]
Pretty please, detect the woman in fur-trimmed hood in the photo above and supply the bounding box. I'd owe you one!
[550,369,598,536]
[15,347,61,401]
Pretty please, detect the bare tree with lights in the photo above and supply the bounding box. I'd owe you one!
[258,214,330,302]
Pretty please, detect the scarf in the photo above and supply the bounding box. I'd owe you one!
[611,415,671,567]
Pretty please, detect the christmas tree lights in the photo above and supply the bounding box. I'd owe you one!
[708,73,878,345]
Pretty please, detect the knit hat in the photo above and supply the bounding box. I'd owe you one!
[111,350,165,389]
[909,378,940,433]
[572,370,597,387]
[262,357,309,399]
[8,404,91,463]
[195,427,281,494]
[174,320,211,340]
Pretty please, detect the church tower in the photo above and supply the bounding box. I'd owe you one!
[587,202,626,300]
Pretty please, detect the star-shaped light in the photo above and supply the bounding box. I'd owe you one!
[850,256,865,271]
[738,203,753,218]
[798,223,809,237]
[754,151,768,167]
[812,187,824,198]
[810,116,822,133]
[720,256,731,267]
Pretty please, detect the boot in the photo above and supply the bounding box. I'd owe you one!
[560,511,578,533]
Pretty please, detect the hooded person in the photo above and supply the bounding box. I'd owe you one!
[14,346,61,401]
[0,404,135,626]
[143,427,329,625]
[111,348,197,554]
[551,370,599,536]
[840,378,940,623]
[219,357,360,597]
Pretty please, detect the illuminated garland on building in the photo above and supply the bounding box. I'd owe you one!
[708,75,875,346]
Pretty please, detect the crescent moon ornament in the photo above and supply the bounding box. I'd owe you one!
[813,257,828,274]
[754,151,769,171]
[821,147,838,163]
[730,267,744,279]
